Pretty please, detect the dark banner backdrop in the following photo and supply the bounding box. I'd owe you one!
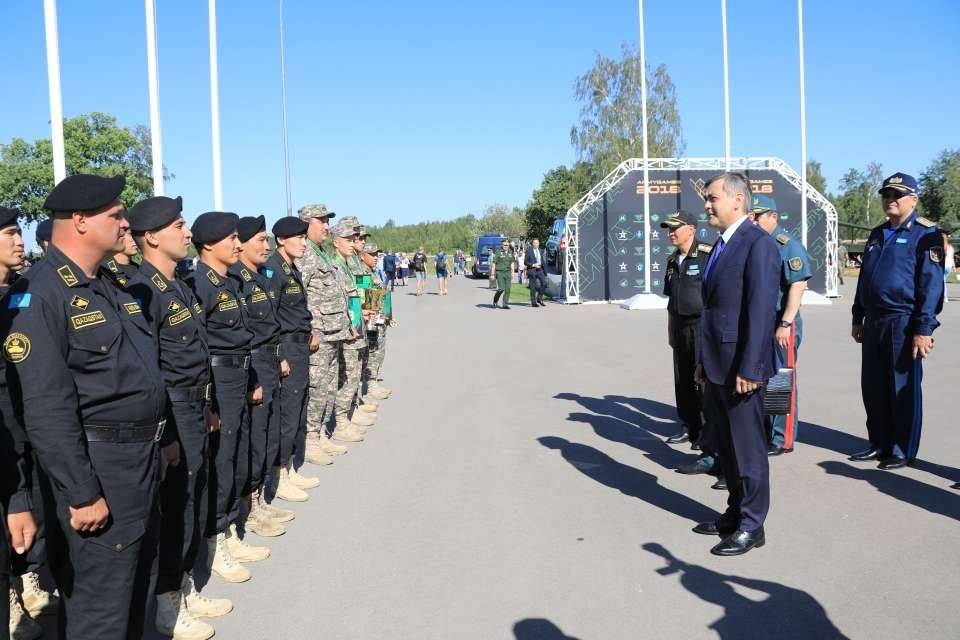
[576,169,828,302]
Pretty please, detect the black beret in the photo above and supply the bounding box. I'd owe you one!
[35,218,52,243]
[237,215,266,243]
[191,211,239,245]
[0,207,20,230]
[272,216,308,238]
[43,174,126,213]
[127,196,183,233]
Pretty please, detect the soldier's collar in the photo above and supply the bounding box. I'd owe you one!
[46,245,94,288]
[196,261,226,287]
[886,212,917,231]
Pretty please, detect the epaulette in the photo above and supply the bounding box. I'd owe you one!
[697,243,713,254]
[915,216,935,228]
[775,234,791,245]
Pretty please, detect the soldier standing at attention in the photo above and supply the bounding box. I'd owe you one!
[295,205,361,462]
[491,239,516,309]
[359,241,393,407]
[750,199,812,455]
[1,174,167,639]
[850,173,944,470]
[660,212,714,456]
[229,216,290,537]
[262,217,322,501]
[185,212,268,585]
[34,219,52,256]
[104,231,139,285]
[126,196,233,640]
[356,229,390,402]
[344,221,381,425]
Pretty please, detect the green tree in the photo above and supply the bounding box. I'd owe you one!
[919,149,960,226]
[0,112,165,222]
[477,203,526,239]
[524,162,597,241]
[571,44,684,178]
[806,160,828,196]
[835,162,884,227]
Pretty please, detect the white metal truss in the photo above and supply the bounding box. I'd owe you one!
[563,157,839,303]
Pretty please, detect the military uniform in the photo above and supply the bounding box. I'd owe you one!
[331,247,365,424]
[852,174,944,464]
[362,248,391,387]
[491,248,516,308]
[104,258,139,287]
[767,225,812,450]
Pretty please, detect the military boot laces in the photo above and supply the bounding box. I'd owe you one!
[208,533,251,583]
[156,590,215,640]
[246,492,285,538]
[8,587,44,640]
[182,574,233,619]
[20,571,58,618]
[304,436,334,466]
[225,524,270,562]
[259,490,296,523]
[275,466,309,502]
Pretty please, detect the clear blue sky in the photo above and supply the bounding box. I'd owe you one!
[2,0,958,248]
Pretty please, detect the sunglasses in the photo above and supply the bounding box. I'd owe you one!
[880,189,913,199]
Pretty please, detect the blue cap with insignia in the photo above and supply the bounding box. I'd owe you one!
[879,172,918,195]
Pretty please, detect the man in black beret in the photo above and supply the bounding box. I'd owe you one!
[104,231,139,286]
[184,212,267,585]
[228,216,294,537]
[261,216,321,499]
[35,218,52,256]
[0,174,168,638]
[125,196,232,637]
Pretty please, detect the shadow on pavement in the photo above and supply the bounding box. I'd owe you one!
[538,437,717,524]
[513,619,581,639]
[643,543,850,639]
[818,461,960,521]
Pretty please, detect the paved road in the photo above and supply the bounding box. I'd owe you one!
[46,276,960,639]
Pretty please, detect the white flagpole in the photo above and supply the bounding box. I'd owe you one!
[720,0,732,168]
[278,0,293,217]
[638,0,651,295]
[42,0,66,185]
[145,0,165,196]
[798,0,809,247]
[208,0,224,210]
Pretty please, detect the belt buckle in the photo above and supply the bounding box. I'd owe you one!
[243,355,251,370]
[154,419,167,443]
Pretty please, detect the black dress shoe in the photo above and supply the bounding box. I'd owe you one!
[692,520,737,536]
[711,478,727,490]
[690,441,701,451]
[878,455,908,470]
[767,445,785,456]
[849,447,883,461]
[676,458,715,475]
[952,482,960,490]
[710,529,765,556]
[666,430,690,445]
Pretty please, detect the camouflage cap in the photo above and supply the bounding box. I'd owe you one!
[339,215,359,228]
[357,225,371,238]
[362,241,379,254]
[298,203,336,221]
[331,218,360,238]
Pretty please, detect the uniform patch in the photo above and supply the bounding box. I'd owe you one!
[3,333,31,363]
[788,257,803,272]
[268,291,276,299]
[116,276,127,287]
[284,284,301,294]
[217,299,239,312]
[930,247,943,263]
[192,303,202,315]
[124,302,142,314]
[240,268,252,282]
[71,310,106,330]
[896,237,908,244]
[281,262,291,274]
[217,291,230,302]
[686,263,700,273]
[168,308,192,326]
[776,234,791,245]
[697,243,713,254]
[263,268,274,279]
[7,293,32,309]
[151,273,168,292]
[106,260,119,273]
[251,292,268,303]
[70,295,89,310]
[206,269,221,286]
[168,300,182,312]
[916,216,935,228]
[57,265,79,287]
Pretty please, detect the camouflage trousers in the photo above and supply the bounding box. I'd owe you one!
[337,344,364,418]
[307,340,340,435]
[363,325,388,382]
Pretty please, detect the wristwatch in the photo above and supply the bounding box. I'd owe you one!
[778,320,793,328]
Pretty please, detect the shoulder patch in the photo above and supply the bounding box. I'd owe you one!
[929,247,944,264]
[240,268,252,282]
[151,273,168,292]
[70,295,89,310]
[168,300,183,312]
[281,262,291,274]
[916,216,935,228]
[206,269,221,286]
[106,260,119,273]
[3,333,31,363]
[116,276,127,287]
[123,302,142,315]
[697,243,713,254]
[7,293,32,309]
[788,257,803,272]
[217,291,230,302]
[192,302,202,315]
[262,268,274,279]
[776,234,791,245]
[57,265,79,287]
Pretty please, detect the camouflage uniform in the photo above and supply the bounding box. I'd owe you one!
[333,222,366,419]
[363,263,389,383]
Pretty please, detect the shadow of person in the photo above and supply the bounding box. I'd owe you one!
[643,543,850,639]
[513,618,581,640]
[818,461,960,521]
[538,437,717,523]
[556,393,680,438]
[566,411,697,471]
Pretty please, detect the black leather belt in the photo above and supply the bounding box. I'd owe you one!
[211,354,251,370]
[279,333,310,344]
[251,343,281,358]
[168,383,212,403]
[84,419,166,443]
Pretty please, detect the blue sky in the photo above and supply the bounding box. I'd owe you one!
[2,0,958,248]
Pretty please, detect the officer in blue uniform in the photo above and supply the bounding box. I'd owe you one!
[750,198,812,455]
[1,174,167,639]
[851,173,944,469]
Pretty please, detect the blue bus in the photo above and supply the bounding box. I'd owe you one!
[472,233,506,278]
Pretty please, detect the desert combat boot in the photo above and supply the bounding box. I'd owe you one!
[225,523,270,562]
[8,588,43,640]
[245,492,286,537]
[182,574,233,618]
[19,571,58,618]
[207,533,251,583]
[155,590,215,640]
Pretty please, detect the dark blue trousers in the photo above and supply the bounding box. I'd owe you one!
[705,381,769,533]
[861,314,924,459]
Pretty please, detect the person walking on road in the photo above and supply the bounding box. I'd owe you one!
[435,249,449,295]
[491,240,516,309]
[412,248,427,296]
[524,238,547,307]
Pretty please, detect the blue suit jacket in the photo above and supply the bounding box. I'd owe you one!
[700,219,781,386]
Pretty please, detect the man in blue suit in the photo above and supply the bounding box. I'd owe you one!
[692,172,780,556]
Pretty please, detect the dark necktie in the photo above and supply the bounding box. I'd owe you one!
[703,236,726,282]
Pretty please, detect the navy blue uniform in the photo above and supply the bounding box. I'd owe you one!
[130,259,212,595]
[1,245,166,640]
[852,213,944,460]
[104,258,139,287]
